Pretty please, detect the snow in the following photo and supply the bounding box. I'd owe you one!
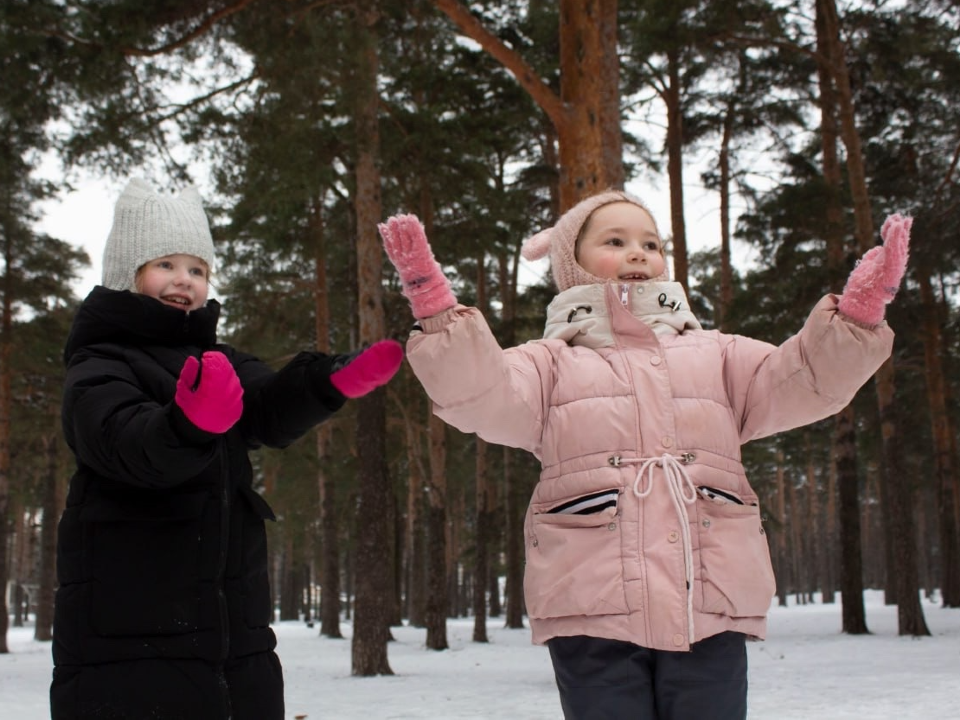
[3,591,959,719]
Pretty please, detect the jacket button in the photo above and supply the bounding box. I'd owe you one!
[668,531,679,543]
[702,519,711,529]
[607,523,617,531]
[650,355,661,366]
[672,633,684,647]
[662,436,674,448]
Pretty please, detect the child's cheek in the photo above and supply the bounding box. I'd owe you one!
[594,256,622,281]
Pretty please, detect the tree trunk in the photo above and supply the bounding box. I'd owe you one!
[823,459,838,604]
[424,412,449,649]
[821,0,928,633]
[431,0,624,210]
[835,407,869,633]
[311,200,343,639]
[0,211,13,653]
[472,250,490,642]
[918,269,960,608]
[815,7,844,607]
[350,2,392,676]
[473,436,490,642]
[805,435,821,600]
[663,49,689,292]
[403,375,427,627]
[35,430,64,642]
[774,450,788,606]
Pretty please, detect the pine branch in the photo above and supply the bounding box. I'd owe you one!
[45,0,261,57]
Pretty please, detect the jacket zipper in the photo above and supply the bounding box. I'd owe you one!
[216,441,232,719]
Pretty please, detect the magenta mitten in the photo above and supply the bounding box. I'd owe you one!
[377,214,457,319]
[838,213,911,326]
[175,351,244,433]
[330,340,404,398]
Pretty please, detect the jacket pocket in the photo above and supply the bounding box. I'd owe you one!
[81,493,208,637]
[695,499,775,618]
[524,489,627,619]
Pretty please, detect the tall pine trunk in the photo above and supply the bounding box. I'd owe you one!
[402,376,426,627]
[35,430,64,642]
[820,0,927,635]
[425,412,449,649]
[663,49,689,291]
[472,255,490,642]
[432,0,624,209]
[350,2,392,676]
[0,211,13,653]
[312,202,342,639]
[918,268,960,608]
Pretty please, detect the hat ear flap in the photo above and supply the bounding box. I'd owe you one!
[521,228,552,261]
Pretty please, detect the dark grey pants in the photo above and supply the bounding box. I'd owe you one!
[547,632,748,720]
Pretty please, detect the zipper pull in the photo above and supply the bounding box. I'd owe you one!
[620,284,630,306]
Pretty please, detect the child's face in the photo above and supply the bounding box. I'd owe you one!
[136,254,209,311]
[575,202,665,282]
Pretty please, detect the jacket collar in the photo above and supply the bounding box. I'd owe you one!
[64,286,220,363]
[543,281,701,348]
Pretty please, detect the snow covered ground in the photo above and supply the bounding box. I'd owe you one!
[3,590,958,719]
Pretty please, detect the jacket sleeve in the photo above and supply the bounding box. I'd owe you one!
[406,305,557,457]
[63,350,222,489]
[722,294,894,443]
[228,347,346,449]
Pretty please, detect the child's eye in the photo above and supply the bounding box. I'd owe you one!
[606,237,624,247]
[157,260,174,269]
[644,241,660,252]
[189,267,207,278]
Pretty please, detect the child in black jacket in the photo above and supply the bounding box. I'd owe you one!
[52,178,401,720]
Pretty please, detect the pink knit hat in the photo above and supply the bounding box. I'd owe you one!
[520,190,666,291]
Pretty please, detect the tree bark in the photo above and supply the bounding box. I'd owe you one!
[918,269,960,608]
[402,374,427,627]
[312,204,343,638]
[472,253,490,642]
[425,412,449,649]
[350,2,392,676]
[664,49,689,291]
[774,450,788,606]
[0,204,14,653]
[503,445,525,628]
[821,0,928,634]
[35,430,64,642]
[431,0,624,209]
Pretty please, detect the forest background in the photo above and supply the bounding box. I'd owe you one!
[1,0,959,676]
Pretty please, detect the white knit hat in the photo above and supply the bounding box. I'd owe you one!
[101,178,216,292]
[520,189,667,291]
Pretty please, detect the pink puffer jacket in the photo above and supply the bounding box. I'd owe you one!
[407,282,893,652]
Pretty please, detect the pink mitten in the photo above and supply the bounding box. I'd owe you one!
[330,340,404,398]
[377,214,457,319]
[175,351,244,433]
[837,213,911,326]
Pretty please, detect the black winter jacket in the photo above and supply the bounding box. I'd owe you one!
[52,287,347,720]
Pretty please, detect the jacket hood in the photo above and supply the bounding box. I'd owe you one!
[544,281,701,348]
[64,286,220,363]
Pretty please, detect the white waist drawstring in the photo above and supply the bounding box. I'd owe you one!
[618,453,698,644]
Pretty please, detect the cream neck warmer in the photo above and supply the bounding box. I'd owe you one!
[543,281,702,348]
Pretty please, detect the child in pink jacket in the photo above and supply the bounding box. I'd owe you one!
[378,190,907,720]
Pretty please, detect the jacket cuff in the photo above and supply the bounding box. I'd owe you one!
[168,403,220,445]
[415,305,467,334]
